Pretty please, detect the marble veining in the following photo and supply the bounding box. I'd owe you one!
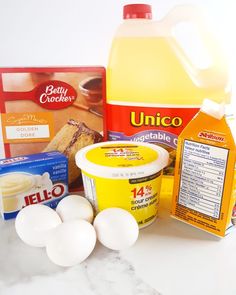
[0,219,160,295]
[3,209,236,295]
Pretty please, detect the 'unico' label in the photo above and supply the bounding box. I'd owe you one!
[106,103,199,175]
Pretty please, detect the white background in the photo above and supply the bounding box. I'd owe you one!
[0,0,235,105]
[0,3,236,295]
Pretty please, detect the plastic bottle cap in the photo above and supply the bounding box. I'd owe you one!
[123,4,152,20]
[75,141,169,179]
[201,99,225,120]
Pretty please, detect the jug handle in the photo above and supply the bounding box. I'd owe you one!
[161,5,229,89]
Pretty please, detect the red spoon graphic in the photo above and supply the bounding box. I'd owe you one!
[2,80,77,110]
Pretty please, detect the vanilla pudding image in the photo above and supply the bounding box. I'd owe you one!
[0,172,53,213]
[0,173,34,212]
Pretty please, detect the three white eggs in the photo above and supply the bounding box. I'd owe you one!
[15,195,139,267]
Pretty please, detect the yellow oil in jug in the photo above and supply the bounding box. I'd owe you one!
[106,4,230,209]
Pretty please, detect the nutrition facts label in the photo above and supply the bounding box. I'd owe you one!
[178,140,228,219]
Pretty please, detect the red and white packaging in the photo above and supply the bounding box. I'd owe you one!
[0,67,106,191]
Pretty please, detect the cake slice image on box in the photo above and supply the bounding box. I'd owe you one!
[44,119,103,188]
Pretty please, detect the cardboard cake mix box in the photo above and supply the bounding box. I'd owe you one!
[0,67,105,191]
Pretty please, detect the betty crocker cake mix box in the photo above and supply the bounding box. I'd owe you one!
[0,67,105,191]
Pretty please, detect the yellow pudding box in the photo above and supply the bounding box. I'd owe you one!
[76,141,169,228]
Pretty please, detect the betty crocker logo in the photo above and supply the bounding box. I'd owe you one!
[35,80,77,110]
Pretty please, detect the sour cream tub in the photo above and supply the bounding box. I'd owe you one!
[76,141,169,228]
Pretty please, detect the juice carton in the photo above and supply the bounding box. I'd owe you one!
[171,99,236,237]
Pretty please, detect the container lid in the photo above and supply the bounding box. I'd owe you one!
[123,4,152,20]
[201,99,225,120]
[76,141,169,179]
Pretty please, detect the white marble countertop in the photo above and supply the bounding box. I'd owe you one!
[1,208,236,295]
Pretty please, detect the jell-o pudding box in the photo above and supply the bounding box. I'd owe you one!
[0,151,68,220]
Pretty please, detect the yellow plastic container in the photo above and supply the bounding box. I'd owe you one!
[75,141,169,228]
[106,4,230,209]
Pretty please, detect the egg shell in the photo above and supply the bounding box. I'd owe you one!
[46,219,96,267]
[56,195,94,223]
[15,204,62,247]
[93,208,139,251]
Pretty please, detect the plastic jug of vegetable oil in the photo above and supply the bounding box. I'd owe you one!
[106,4,230,209]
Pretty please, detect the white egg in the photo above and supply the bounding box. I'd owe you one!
[56,195,94,223]
[15,204,62,247]
[46,219,96,267]
[93,208,139,251]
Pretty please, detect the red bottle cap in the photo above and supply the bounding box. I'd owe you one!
[123,4,152,19]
